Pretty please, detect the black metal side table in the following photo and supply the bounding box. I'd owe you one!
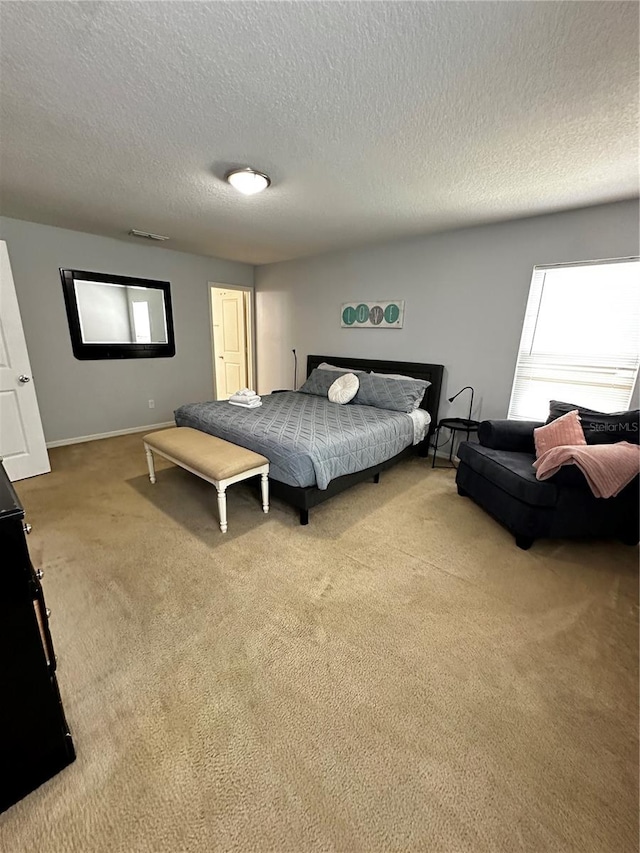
[431,417,480,468]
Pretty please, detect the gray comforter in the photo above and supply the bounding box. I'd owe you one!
[174,392,414,489]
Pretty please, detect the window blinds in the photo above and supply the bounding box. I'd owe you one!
[508,258,640,421]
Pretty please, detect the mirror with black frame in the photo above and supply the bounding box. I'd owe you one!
[60,269,176,359]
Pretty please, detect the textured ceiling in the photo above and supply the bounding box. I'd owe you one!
[0,2,638,265]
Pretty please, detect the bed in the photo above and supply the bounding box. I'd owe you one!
[175,355,444,524]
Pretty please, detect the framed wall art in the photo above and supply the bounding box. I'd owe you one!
[341,301,405,329]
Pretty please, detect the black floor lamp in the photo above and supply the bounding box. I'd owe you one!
[448,385,475,431]
[431,385,479,469]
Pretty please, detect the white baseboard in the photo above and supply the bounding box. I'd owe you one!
[46,421,174,449]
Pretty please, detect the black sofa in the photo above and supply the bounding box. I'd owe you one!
[456,416,639,549]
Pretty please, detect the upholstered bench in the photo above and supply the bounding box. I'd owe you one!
[143,427,269,533]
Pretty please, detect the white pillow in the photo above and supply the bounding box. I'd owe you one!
[328,372,360,404]
[370,370,414,381]
[318,361,364,374]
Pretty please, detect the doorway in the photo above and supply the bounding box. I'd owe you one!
[0,241,50,480]
[209,284,256,400]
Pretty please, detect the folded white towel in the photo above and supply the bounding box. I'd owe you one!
[231,390,260,399]
[228,399,262,409]
[230,393,261,405]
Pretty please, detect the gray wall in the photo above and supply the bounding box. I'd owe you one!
[0,217,253,442]
[3,201,637,445]
[255,200,639,420]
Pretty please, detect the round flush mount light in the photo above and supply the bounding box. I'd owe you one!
[225,167,271,195]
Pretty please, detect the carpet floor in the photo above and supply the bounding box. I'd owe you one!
[1,433,638,853]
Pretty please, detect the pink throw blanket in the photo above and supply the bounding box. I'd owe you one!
[534,442,640,498]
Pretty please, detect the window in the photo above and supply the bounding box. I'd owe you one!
[508,258,640,421]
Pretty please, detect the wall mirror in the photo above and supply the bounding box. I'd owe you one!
[60,269,175,359]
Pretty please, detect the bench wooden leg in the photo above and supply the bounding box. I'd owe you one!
[144,444,156,484]
[217,487,228,533]
[261,473,269,513]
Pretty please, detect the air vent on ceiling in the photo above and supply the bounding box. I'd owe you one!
[128,229,169,241]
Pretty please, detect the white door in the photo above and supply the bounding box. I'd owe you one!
[212,288,247,399]
[0,242,50,480]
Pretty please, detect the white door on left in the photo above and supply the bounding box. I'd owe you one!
[0,241,50,480]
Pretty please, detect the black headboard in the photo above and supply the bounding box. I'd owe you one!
[307,355,444,435]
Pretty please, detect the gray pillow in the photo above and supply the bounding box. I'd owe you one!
[370,370,429,409]
[298,368,349,397]
[547,400,639,445]
[353,373,429,413]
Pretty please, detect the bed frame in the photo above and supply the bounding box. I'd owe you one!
[269,355,444,525]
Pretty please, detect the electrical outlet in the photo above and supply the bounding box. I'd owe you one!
[148,399,155,409]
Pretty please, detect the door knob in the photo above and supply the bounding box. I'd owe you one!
[218,356,224,360]
[18,375,31,383]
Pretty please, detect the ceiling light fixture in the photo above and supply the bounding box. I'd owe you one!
[128,229,169,241]
[225,167,271,196]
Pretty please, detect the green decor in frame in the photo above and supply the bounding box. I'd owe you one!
[341,301,405,329]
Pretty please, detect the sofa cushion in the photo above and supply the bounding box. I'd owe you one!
[545,465,593,489]
[478,419,542,453]
[547,400,640,445]
[533,409,586,457]
[457,442,557,507]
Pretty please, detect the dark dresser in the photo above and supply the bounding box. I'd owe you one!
[0,461,75,813]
